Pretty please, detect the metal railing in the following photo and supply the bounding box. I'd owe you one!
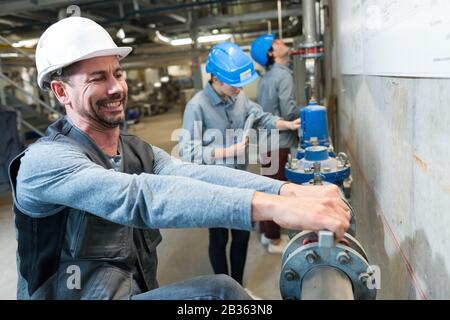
[0,35,63,138]
[0,73,63,117]
[0,35,35,61]
[20,118,45,137]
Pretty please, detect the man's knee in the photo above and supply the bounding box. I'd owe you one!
[209,274,251,300]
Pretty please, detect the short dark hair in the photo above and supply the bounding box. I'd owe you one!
[265,47,275,70]
[210,74,219,84]
[49,61,80,85]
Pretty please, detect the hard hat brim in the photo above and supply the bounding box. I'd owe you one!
[75,46,133,63]
[38,46,132,89]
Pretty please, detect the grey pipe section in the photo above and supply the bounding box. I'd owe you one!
[301,266,354,300]
[301,0,321,102]
[302,0,318,45]
[277,0,283,39]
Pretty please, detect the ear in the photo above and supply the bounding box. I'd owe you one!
[211,75,221,85]
[50,80,71,105]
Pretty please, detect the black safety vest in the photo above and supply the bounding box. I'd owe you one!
[8,117,161,299]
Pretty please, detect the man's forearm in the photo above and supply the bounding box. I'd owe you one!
[155,146,285,195]
[171,163,285,195]
[276,119,294,131]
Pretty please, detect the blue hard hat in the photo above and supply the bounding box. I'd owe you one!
[250,34,275,67]
[205,42,259,87]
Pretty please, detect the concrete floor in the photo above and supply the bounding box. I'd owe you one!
[0,106,282,300]
[0,193,17,300]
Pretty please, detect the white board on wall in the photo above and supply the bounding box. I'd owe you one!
[336,0,450,78]
[336,0,364,75]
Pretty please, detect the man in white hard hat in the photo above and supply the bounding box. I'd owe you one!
[8,17,350,300]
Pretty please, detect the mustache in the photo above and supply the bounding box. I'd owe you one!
[96,93,127,107]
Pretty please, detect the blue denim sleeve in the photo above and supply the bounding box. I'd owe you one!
[179,102,215,165]
[15,142,254,230]
[152,146,285,195]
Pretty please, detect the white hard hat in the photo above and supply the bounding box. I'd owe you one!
[36,16,132,90]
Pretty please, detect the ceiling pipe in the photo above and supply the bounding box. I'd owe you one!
[0,0,239,34]
[166,13,187,24]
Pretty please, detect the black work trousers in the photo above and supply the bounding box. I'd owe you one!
[208,228,250,285]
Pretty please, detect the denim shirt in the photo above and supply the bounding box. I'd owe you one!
[179,82,281,170]
[15,135,284,230]
[257,64,300,149]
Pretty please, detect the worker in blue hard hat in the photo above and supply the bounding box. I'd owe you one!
[179,41,300,288]
[251,34,300,254]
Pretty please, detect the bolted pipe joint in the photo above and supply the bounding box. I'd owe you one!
[359,273,370,286]
[337,251,351,265]
[284,269,299,281]
[305,250,319,264]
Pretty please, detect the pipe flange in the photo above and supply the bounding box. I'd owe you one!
[282,230,319,265]
[280,242,377,300]
[283,231,366,267]
[283,231,365,265]
[297,42,324,59]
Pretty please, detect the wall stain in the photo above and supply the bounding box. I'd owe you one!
[413,153,428,173]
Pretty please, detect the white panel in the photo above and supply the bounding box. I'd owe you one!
[336,0,364,74]
[336,0,450,78]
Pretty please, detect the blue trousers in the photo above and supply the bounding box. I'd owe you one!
[131,274,252,300]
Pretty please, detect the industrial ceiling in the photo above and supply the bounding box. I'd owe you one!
[0,0,303,69]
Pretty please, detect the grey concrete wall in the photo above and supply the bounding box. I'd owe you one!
[332,5,450,300]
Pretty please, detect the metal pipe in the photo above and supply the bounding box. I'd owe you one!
[190,10,203,92]
[302,0,318,44]
[301,266,354,300]
[301,0,321,102]
[277,0,283,39]
[132,0,141,20]
[0,0,240,34]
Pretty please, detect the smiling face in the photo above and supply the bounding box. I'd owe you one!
[51,55,128,129]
